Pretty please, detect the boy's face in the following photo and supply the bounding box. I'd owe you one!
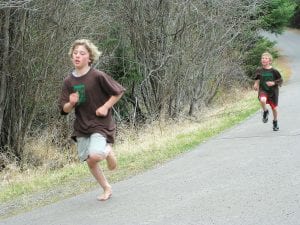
[261,55,271,68]
[72,45,91,69]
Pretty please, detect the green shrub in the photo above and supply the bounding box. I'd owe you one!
[243,36,278,79]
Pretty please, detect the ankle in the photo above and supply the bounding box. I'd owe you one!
[103,185,112,192]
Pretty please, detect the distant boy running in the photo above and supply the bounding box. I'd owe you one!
[253,52,283,131]
[59,39,125,201]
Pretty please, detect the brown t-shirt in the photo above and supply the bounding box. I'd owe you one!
[59,68,125,143]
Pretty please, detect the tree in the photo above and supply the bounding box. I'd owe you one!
[290,0,300,28]
[0,0,115,164]
[258,0,297,34]
[117,0,265,118]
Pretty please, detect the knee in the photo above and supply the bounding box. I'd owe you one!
[86,154,105,167]
[272,107,278,113]
[260,97,267,104]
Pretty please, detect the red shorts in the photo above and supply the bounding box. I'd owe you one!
[259,92,277,109]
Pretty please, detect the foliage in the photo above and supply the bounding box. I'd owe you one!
[289,0,300,28]
[258,0,297,34]
[117,0,262,119]
[243,37,278,78]
[241,0,296,79]
[97,26,145,123]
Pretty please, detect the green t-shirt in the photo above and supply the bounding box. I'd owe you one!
[254,67,283,106]
[255,67,282,93]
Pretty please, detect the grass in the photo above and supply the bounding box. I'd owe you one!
[0,56,291,218]
[0,163,87,202]
[0,91,259,203]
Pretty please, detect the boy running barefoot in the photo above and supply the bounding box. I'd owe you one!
[59,39,125,201]
[253,52,283,131]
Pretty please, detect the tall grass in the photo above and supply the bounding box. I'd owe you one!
[0,89,259,204]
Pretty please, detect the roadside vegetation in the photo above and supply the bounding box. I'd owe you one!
[0,88,259,217]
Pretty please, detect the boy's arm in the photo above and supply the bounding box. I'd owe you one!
[253,79,260,91]
[62,92,79,114]
[253,68,261,91]
[96,92,124,117]
[272,69,283,87]
[274,76,283,86]
[63,102,75,114]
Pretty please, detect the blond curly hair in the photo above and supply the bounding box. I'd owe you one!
[261,52,273,64]
[68,39,102,65]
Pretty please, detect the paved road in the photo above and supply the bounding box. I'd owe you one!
[1,30,300,225]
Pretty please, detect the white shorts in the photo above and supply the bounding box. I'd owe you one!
[76,133,109,161]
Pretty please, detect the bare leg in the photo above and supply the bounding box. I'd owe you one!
[86,154,112,201]
[259,97,268,111]
[272,107,278,121]
[105,144,117,170]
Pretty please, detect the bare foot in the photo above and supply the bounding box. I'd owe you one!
[106,149,117,170]
[97,187,112,201]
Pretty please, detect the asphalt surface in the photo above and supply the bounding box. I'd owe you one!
[1,30,300,225]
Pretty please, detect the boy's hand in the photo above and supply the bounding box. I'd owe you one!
[266,81,275,87]
[69,92,79,106]
[96,105,109,117]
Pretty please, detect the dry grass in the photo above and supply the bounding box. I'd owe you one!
[0,134,78,188]
[275,55,292,80]
[1,87,257,186]
[0,86,257,200]
[115,87,257,156]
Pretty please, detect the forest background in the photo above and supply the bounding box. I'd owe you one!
[0,0,300,215]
